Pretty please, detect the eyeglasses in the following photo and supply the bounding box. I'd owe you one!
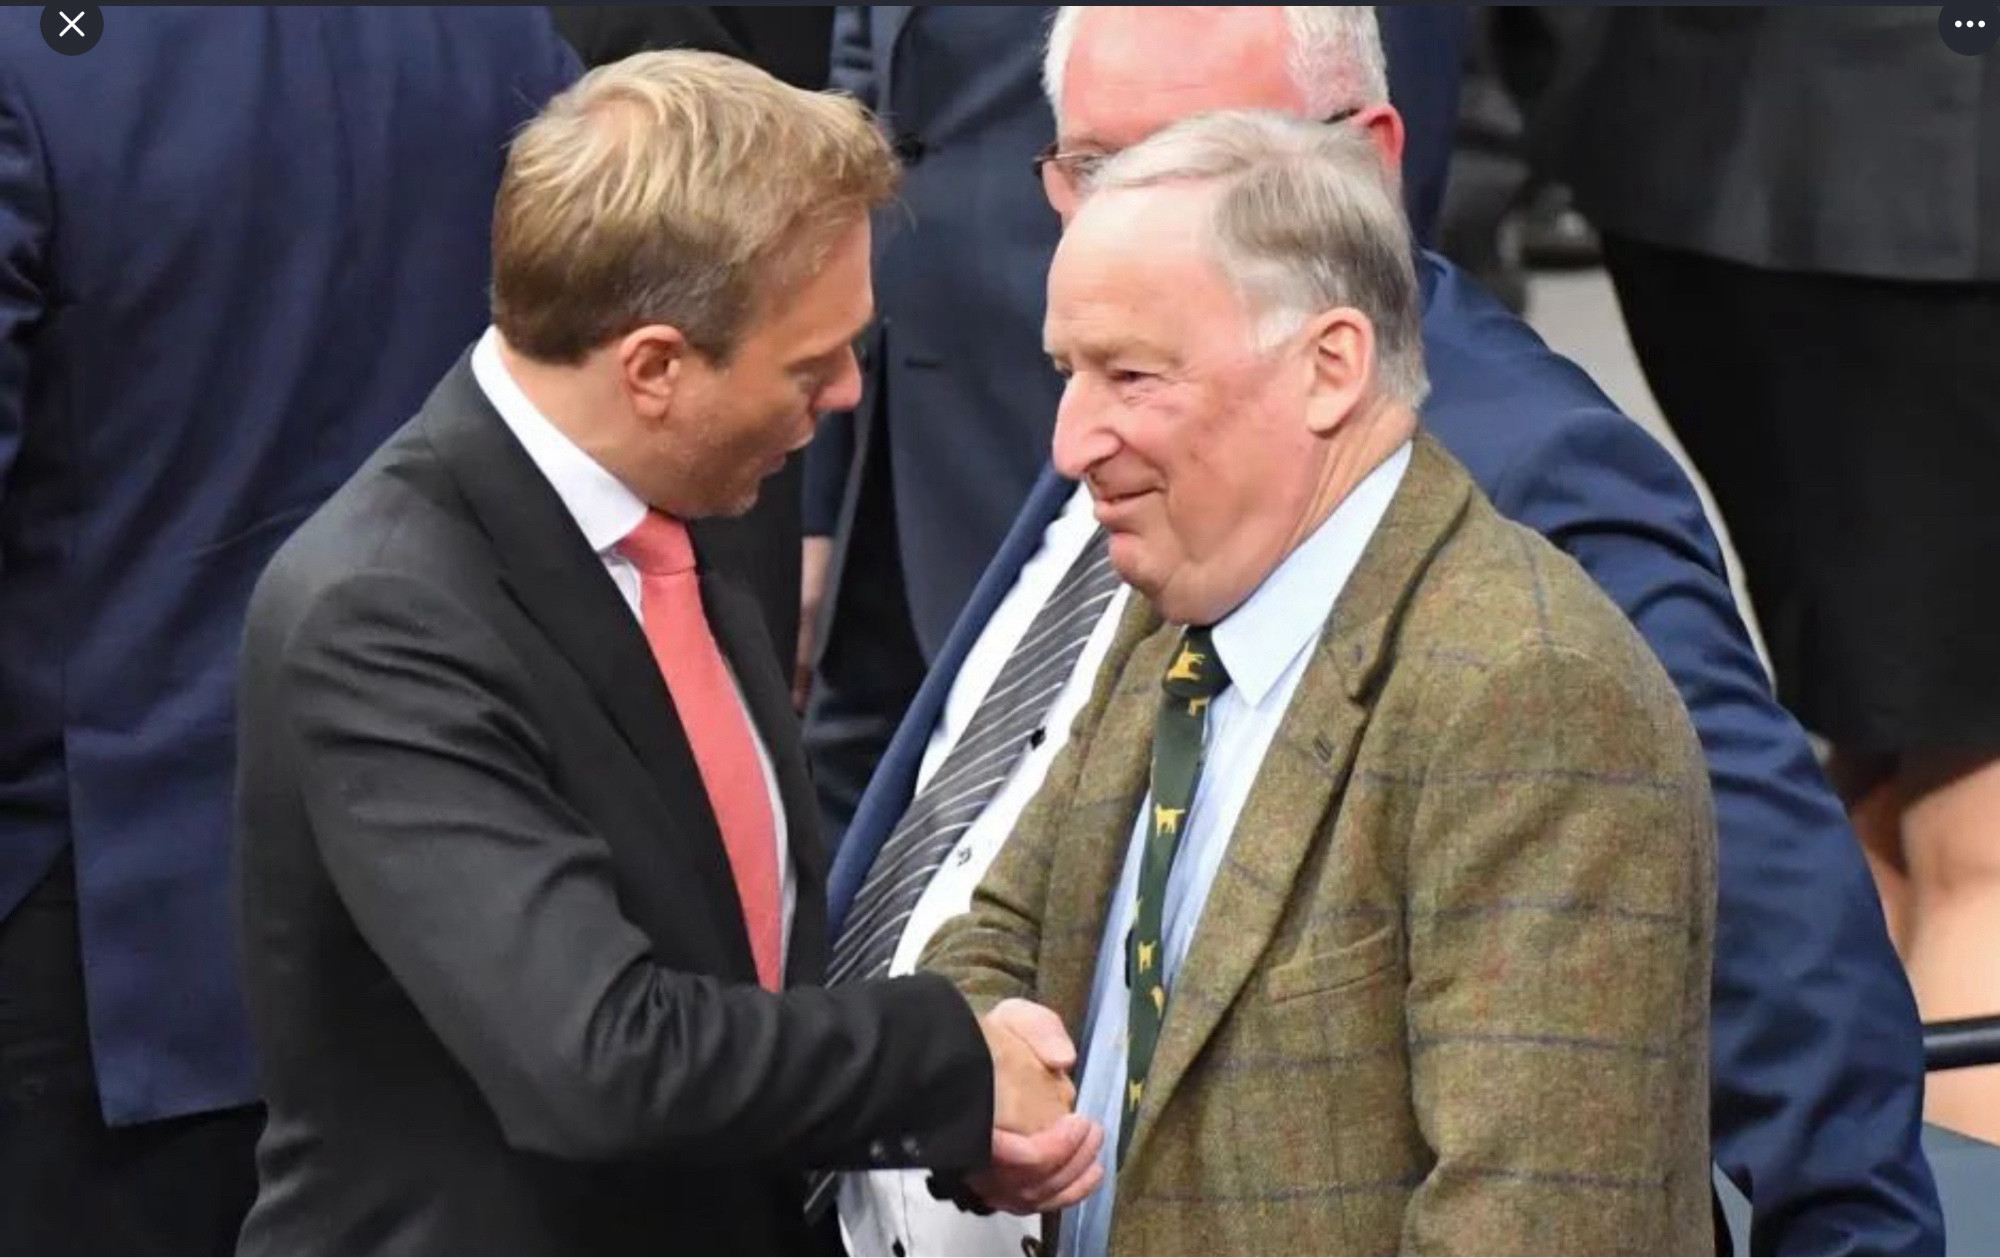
[1032,106,1364,203]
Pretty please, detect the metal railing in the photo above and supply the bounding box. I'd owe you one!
[1924,1016,2000,1073]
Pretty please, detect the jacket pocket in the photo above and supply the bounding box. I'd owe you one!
[1263,925,1399,1003]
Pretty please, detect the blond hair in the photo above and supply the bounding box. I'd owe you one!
[492,50,898,364]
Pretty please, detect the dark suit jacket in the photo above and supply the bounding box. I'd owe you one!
[1560,6,2000,281]
[1381,5,1470,250]
[552,6,833,89]
[549,5,836,675]
[803,6,1067,663]
[831,253,1944,1256]
[0,6,578,1126]
[234,361,991,1255]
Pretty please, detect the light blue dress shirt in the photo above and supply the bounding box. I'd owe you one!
[1061,443,1411,1256]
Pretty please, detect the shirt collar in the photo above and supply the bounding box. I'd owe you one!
[470,326,648,556]
[1209,441,1412,707]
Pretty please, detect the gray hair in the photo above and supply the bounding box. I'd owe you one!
[1043,7,1389,122]
[1090,109,1428,407]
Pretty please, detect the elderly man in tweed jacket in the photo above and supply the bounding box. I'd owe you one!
[921,110,1716,1256]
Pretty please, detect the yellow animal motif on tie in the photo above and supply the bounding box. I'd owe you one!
[1166,646,1206,683]
[1151,985,1166,1016]
[1187,695,1212,718]
[1136,939,1157,974]
[1128,1079,1144,1109]
[1153,804,1186,836]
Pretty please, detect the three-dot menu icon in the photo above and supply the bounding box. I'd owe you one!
[1941,3,2000,54]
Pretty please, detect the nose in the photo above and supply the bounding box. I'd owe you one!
[1050,376,1119,481]
[817,344,865,415]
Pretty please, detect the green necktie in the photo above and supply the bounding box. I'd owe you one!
[1120,625,1231,1164]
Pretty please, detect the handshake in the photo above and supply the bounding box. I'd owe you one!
[968,999,1107,1216]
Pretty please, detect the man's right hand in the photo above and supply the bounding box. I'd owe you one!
[970,999,1105,1215]
[981,998,1077,1133]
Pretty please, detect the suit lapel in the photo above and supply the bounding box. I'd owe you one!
[423,360,749,964]
[1120,436,1475,1173]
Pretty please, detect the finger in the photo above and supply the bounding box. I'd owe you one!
[1040,1158,1105,1212]
[973,1121,1101,1217]
[1028,1119,1105,1210]
[992,999,1077,1072]
[990,1114,1089,1179]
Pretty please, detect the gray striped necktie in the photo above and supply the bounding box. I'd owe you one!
[828,527,1121,985]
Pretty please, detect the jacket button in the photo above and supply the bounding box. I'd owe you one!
[901,1135,923,1159]
[868,1139,889,1164]
[893,133,928,164]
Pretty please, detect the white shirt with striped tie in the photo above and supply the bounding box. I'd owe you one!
[839,480,1126,1258]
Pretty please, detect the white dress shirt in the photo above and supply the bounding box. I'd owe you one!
[470,327,795,964]
[840,444,1411,1257]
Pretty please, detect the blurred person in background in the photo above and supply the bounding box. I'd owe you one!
[0,10,577,1251]
[1563,4,2000,1143]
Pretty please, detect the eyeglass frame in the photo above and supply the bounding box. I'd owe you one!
[1030,105,1365,194]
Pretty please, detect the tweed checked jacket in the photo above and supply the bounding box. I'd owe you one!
[923,435,1717,1255]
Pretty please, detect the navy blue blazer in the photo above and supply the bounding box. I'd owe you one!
[829,252,1944,1256]
[0,7,578,1125]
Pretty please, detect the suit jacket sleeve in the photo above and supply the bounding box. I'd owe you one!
[1492,414,1942,1255]
[278,570,993,1171]
[0,61,48,506]
[1401,639,1715,1255]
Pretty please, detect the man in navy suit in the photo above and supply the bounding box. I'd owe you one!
[0,10,576,1250]
[799,5,1469,847]
[828,7,1943,1255]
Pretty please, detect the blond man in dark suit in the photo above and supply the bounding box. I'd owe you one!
[234,52,1086,1255]
[924,109,1716,1255]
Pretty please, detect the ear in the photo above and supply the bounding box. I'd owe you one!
[1302,307,1374,438]
[1355,104,1406,183]
[617,324,690,423]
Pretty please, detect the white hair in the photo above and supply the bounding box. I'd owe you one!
[1043,7,1389,123]
[1088,109,1429,407]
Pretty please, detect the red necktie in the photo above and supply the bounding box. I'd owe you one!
[618,512,783,990]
